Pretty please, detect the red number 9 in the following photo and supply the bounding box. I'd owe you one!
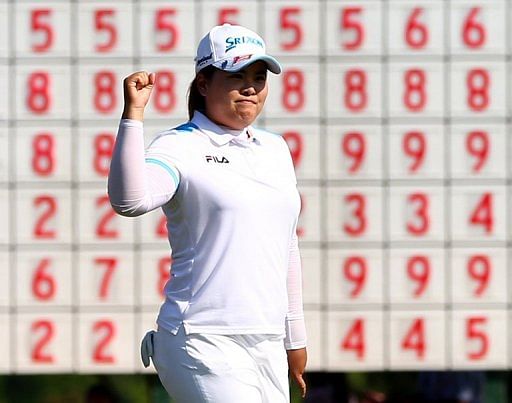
[467,255,490,297]
[406,255,430,297]
[466,131,489,172]
[343,256,367,298]
[283,131,303,168]
[342,132,365,173]
[403,131,426,173]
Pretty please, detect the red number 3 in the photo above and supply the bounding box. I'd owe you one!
[344,193,366,236]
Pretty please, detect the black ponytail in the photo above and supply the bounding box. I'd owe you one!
[187,65,217,120]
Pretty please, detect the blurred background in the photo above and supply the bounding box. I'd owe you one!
[2,0,512,401]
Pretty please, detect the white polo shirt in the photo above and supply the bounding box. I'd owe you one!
[144,112,301,336]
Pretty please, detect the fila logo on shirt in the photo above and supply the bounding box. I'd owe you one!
[205,155,230,163]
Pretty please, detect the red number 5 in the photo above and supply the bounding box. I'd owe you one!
[95,9,117,52]
[341,7,364,50]
[156,9,179,51]
[31,9,54,52]
[280,7,302,50]
[466,317,488,360]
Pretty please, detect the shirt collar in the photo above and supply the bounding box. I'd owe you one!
[191,111,259,146]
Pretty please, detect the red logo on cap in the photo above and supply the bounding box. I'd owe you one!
[232,54,253,65]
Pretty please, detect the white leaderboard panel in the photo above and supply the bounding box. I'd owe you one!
[2,0,512,373]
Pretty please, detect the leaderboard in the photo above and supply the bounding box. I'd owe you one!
[1,0,512,373]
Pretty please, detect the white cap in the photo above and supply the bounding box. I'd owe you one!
[195,24,281,75]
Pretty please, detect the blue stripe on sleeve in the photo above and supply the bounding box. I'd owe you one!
[145,158,180,188]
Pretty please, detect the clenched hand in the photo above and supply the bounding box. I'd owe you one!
[121,71,156,121]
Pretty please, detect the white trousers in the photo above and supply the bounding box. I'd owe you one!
[147,326,290,403]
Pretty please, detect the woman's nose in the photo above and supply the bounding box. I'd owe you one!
[241,85,256,95]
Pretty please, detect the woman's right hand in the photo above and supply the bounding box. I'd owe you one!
[122,71,156,121]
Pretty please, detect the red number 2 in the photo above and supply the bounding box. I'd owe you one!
[34,195,57,239]
[31,320,55,363]
[96,195,118,238]
[93,321,116,363]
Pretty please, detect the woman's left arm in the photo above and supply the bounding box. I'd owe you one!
[285,231,308,397]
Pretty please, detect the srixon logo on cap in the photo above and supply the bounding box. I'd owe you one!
[225,36,263,52]
[205,155,230,163]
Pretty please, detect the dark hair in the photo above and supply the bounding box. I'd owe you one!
[187,65,217,120]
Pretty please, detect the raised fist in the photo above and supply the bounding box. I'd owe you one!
[121,71,156,120]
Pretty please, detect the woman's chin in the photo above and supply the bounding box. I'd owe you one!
[236,109,258,126]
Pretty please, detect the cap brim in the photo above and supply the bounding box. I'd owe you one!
[213,55,282,74]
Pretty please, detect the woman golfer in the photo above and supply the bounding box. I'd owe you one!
[108,24,307,402]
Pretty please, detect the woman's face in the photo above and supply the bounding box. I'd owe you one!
[198,61,268,130]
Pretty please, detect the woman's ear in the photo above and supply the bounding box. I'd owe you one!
[196,73,208,97]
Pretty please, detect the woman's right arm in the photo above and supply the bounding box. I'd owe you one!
[107,71,180,217]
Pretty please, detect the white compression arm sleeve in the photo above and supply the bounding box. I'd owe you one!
[107,119,180,216]
[284,231,307,350]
